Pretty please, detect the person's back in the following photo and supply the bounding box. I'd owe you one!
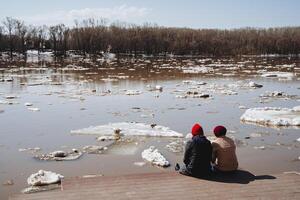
[181,124,212,177]
[212,126,238,172]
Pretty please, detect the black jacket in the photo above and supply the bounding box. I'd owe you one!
[183,135,212,176]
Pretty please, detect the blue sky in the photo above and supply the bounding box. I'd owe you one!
[0,0,299,28]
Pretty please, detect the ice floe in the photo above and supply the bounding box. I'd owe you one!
[249,81,263,88]
[260,91,298,100]
[125,90,142,95]
[96,135,117,141]
[5,95,18,99]
[27,170,64,186]
[2,179,14,186]
[261,72,294,79]
[71,122,183,137]
[82,145,108,154]
[35,149,83,161]
[141,146,170,167]
[182,66,213,74]
[22,184,60,194]
[19,147,41,153]
[165,140,184,153]
[241,106,300,126]
[147,85,163,92]
[24,102,33,106]
[27,107,40,112]
[133,162,146,167]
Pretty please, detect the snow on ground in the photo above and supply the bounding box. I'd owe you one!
[240,106,300,126]
[141,146,170,167]
[71,122,183,137]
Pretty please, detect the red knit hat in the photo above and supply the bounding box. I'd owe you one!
[191,124,203,136]
[213,126,227,137]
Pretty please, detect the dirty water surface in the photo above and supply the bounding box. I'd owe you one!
[0,56,300,199]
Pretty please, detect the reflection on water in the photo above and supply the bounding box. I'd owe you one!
[0,56,300,199]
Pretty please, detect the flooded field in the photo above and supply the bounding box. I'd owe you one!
[0,55,300,199]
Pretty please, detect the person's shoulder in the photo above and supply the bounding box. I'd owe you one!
[211,138,221,147]
[212,137,221,143]
[186,139,193,146]
[225,136,235,143]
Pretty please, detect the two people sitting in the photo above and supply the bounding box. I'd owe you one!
[179,123,238,177]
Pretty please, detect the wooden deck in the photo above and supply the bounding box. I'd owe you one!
[10,171,300,200]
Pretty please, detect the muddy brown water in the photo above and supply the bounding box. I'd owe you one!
[0,56,300,199]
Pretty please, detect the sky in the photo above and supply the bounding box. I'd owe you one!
[0,0,299,29]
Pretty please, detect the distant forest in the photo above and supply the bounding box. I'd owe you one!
[0,17,300,57]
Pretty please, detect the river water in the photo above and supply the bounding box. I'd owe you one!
[0,56,299,199]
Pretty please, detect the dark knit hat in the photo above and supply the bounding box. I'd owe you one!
[191,124,204,136]
[213,125,227,137]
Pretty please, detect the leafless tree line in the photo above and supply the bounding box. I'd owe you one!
[0,17,300,57]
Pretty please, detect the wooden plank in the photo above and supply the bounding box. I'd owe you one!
[10,172,300,200]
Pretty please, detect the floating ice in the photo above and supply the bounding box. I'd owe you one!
[133,162,146,167]
[141,146,170,167]
[19,147,41,153]
[27,170,64,186]
[220,90,238,95]
[249,81,263,88]
[22,184,60,194]
[261,91,285,97]
[0,100,19,105]
[147,85,163,91]
[5,95,18,99]
[249,133,262,138]
[182,66,213,74]
[241,106,300,126]
[35,149,82,161]
[96,135,116,141]
[254,146,266,150]
[260,91,297,99]
[239,106,248,110]
[125,90,142,95]
[261,72,294,79]
[24,102,33,106]
[71,122,183,137]
[2,179,14,186]
[27,107,40,112]
[82,145,107,154]
[165,140,184,153]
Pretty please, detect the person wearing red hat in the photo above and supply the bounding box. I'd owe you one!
[211,125,238,172]
[179,123,212,177]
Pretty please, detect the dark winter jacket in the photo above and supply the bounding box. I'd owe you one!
[183,135,212,176]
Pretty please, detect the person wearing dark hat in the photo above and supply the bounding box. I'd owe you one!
[179,123,212,177]
[212,125,238,172]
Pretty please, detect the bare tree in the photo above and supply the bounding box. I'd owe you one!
[3,17,16,58]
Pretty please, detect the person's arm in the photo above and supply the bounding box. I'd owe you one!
[183,140,193,165]
[211,142,217,164]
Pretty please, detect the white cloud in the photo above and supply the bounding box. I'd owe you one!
[20,5,150,26]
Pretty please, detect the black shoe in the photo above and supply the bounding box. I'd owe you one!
[175,163,180,171]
